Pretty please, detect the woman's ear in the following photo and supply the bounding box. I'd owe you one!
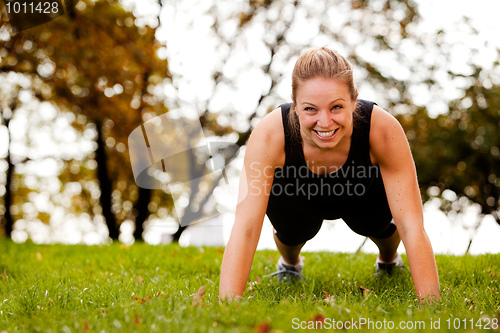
[352,96,358,113]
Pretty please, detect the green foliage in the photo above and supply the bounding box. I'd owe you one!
[398,66,500,223]
[0,240,499,332]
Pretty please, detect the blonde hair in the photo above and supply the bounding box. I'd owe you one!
[289,47,359,137]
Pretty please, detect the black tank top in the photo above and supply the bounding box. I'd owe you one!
[268,100,393,234]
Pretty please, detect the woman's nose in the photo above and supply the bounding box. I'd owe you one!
[317,110,333,128]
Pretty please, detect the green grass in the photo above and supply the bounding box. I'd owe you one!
[0,239,499,332]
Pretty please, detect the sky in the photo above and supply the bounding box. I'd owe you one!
[418,0,500,36]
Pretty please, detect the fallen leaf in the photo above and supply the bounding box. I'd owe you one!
[216,247,224,255]
[2,270,7,279]
[255,321,271,333]
[465,298,475,310]
[83,320,91,331]
[36,252,43,261]
[313,313,326,324]
[306,313,326,328]
[132,294,152,304]
[132,296,143,303]
[322,291,335,305]
[359,285,373,298]
[135,275,144,283]
[134,313,141,325]
[192,285,206,307]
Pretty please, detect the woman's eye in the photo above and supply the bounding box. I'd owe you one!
[332,105,342,110]
[305,107,316,111]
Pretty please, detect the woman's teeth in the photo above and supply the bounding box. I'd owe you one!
[315,129,337,137]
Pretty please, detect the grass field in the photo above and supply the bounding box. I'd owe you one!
[0,239,499,332]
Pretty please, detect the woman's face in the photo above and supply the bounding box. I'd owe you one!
[295,76,357,150]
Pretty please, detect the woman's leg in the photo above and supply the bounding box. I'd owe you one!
[273,231,306,265]
[369,228,401,263]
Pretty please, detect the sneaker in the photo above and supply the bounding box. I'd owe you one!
[374,253,407,276]
[265,256,304,281]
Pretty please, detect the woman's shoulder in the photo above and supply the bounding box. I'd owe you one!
[246,107,286,167]
[369,104,407,164]
[370,104,403,135]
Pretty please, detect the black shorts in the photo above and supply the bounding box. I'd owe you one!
[266,199,397,246]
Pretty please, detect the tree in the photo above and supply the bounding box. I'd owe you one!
[1,0,172,241]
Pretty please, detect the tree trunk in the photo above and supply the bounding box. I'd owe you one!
[171,128,253,243]
[133,187,151,241]
[465,214,484,254]
[172,225,186,242]
[2,117,14,238]
[94,119,119,240]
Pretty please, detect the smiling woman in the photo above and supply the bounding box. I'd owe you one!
[219,47,440,304]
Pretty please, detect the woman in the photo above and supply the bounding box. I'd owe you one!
[219,47,440,303]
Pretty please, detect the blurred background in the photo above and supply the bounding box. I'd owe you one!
[0,0,499,254]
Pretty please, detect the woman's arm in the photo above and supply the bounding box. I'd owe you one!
[370,106,440,302]
[219,109,284,302]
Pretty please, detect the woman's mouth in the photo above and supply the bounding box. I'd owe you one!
[313,128,339,140]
